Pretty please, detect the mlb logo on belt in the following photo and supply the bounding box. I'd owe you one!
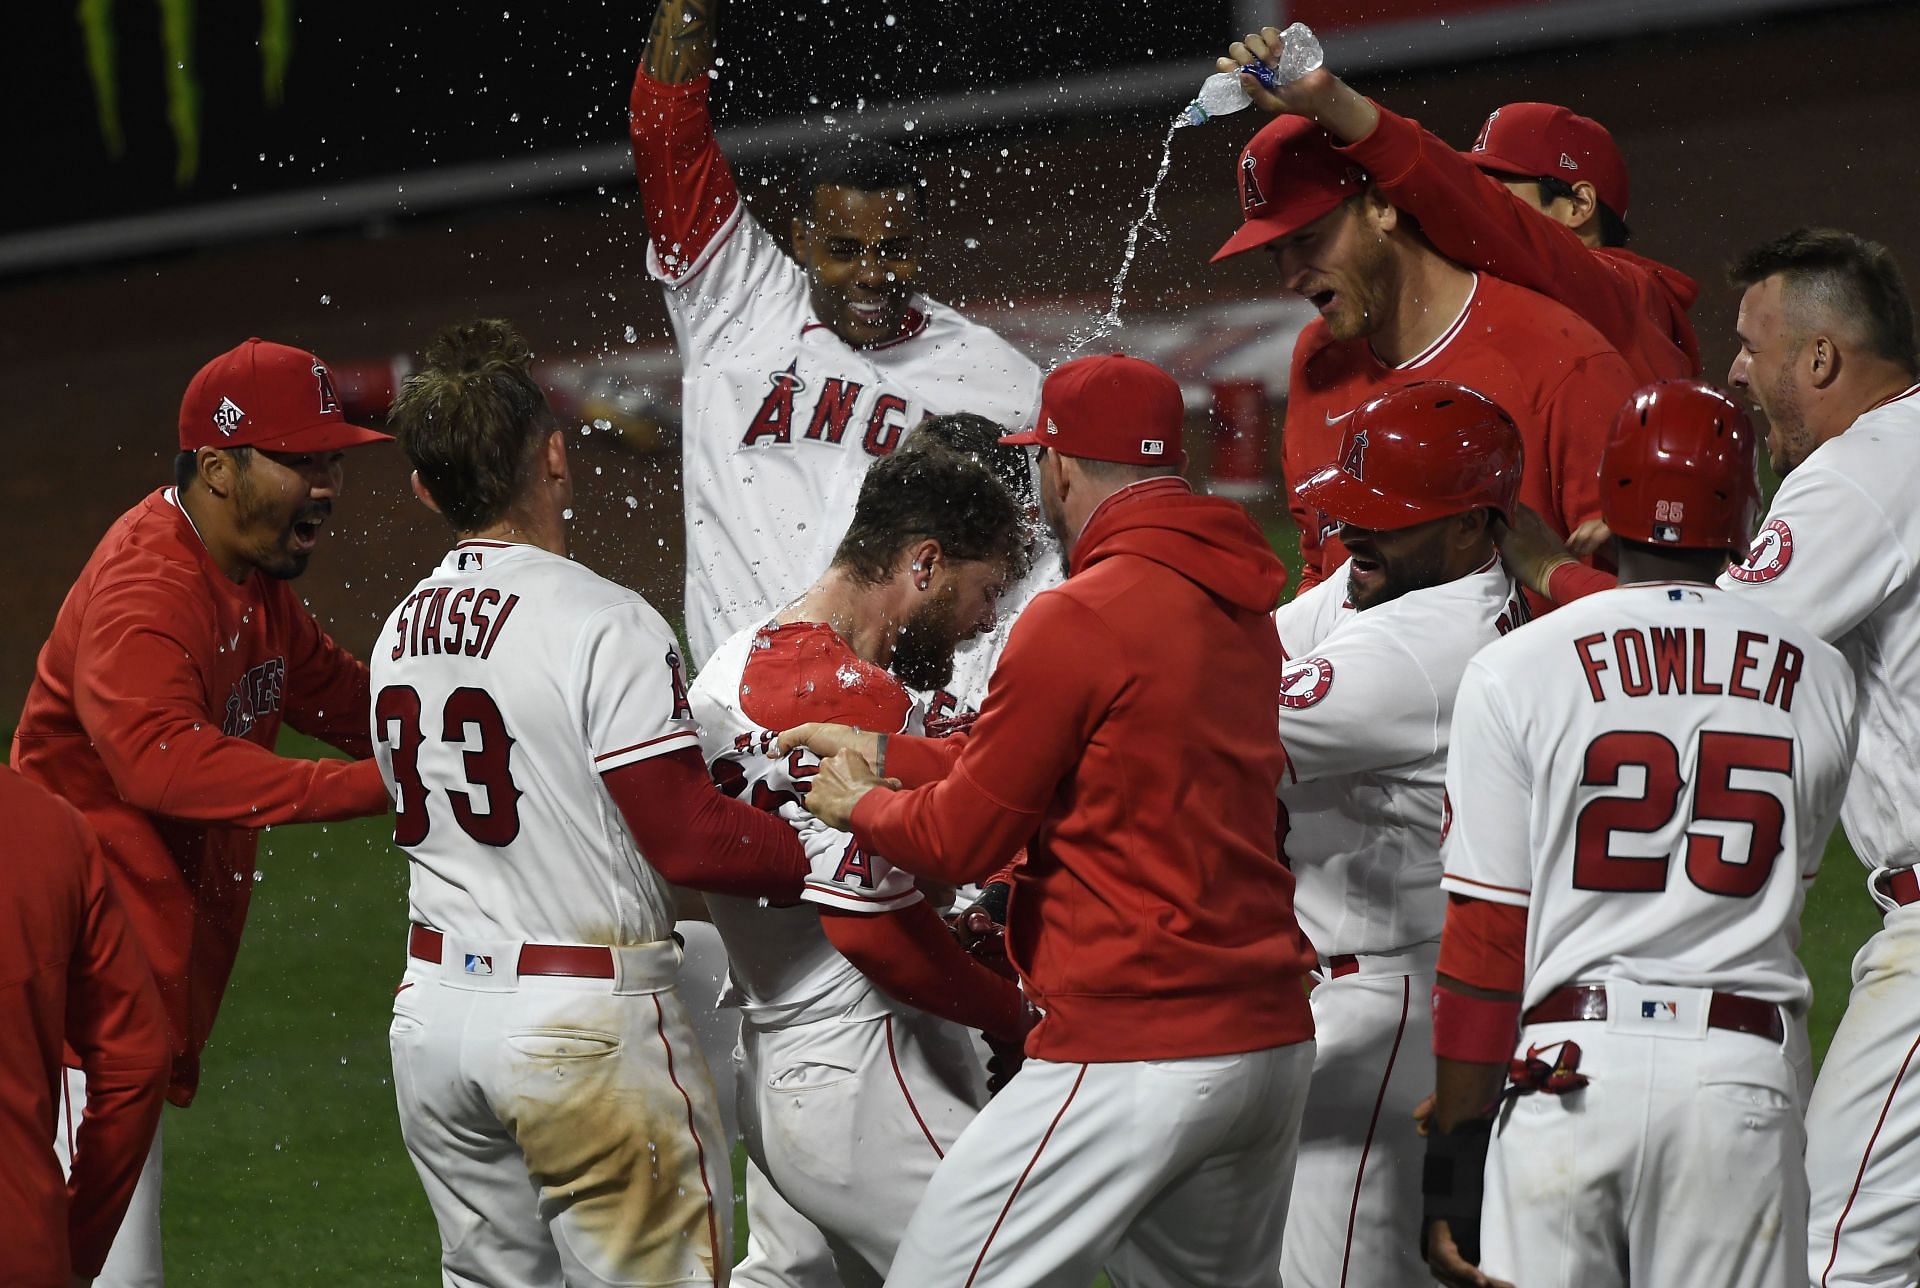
[1641,1000,1677,1021]
[464,953,495,976]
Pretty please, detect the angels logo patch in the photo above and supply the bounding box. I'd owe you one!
[1727,518,1794,584]
[1340,429,1371,480]
[1240,150,1269,214]
[1278,656,1335,709]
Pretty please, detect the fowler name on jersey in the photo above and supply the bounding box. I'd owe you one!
[1572,621,1807,709]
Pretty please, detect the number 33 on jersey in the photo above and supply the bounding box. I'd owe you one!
[368,540,700,946]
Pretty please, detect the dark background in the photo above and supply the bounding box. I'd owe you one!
[4,0,1917,705]
[11,0,1234,234]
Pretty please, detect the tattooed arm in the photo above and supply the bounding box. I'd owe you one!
[643,0,714,86]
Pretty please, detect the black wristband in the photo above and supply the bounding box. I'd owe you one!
[1421,1113,1494,1265]
[975,880,1011,924]
[874,732,889,776]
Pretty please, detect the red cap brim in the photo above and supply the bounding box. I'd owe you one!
[249,420,394,453]
[997,427,1044,446]
[1210,191,1350,264]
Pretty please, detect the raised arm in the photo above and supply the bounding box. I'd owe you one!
[642,0,715,85]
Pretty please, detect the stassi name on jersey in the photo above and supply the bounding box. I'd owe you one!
[389,585,522,661]
[1573,626,1806,711]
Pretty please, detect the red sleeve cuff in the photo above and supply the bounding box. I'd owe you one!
[1547,560,1617,606]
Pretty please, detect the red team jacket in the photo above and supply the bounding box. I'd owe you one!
[1285,272,1639,593]
[0,767,168,1286]
[12,489,389,1105]
[1340,104,1701,384]
[853,480,1317,1063]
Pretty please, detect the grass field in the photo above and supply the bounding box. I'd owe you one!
[138,507,1885,1283]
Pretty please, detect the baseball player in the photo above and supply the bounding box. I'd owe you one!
[631,0,1043,669]
[1221,31,1699,384]
[1270,382,1531,1288]
[790,354,1318,1287]
[1424,378,1858,1288]
[373,319,832,1287]
[1210,114,1639,598]
[1,765,168,1288]
[11,337,396,1286]
[632,4,1040,1269]
[687,444,1036,1288]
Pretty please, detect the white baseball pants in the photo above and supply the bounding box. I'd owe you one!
[738,1006,986,1287]
[1281,951,1434,1288]
[1807,892,1920,1288]
[673,920,839,1288]
[389,934,731,1287]
[884,1042,1314,1288]
[56,1066,166,1287]
[1480,989,1805,1288]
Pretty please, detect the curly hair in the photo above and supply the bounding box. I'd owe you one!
[830,446,1023,585]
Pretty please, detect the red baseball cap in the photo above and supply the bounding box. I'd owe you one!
[999,353,1184,466]
[1211,117,1368,262]
[1465,102,1631,218]
[179,338,393,453]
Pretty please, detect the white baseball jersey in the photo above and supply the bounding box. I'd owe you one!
[1271,556,1532,957]
[1441,582,1858,1011]
[1719,382,1920,871]
[370,539,694,945]
[688,619,925,1029]
[654,205,1044,667]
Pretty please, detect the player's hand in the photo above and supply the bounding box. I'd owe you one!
[948,881,1016,981]
[803,749,898,831]
[1424,1220,1515,1288]
[777,722,881,767]
[1413,1091,1435,1137]
[1566,515,1613,558]
[1491,503,1577,597]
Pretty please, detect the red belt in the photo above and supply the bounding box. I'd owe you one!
[1885,868,1920,907]
[1524,983,1783,1043]
[408,925,615,979]
[1324,954,1359,979]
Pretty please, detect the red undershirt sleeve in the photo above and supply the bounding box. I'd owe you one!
[603,747,807,901]
[1436,893,1529,995]
[818,901,1028,1041]
[1547,559,1616,605]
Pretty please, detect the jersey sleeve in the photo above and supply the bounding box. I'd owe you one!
[279,592,375,758]
[1438,660,1536,908]
[1272,560,1353,659]
[579,600,702,772]
[1718,461,1911,643]
[787,796,922,914]
[1539,347,1637,533]
[71,576,389,826]
[1275,624,1443,785]
[1342,105,1657,368]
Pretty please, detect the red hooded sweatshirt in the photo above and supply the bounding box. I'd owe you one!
[851,479,1317,1062]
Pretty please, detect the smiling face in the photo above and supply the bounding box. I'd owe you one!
[1728,275,1816,476]
[230,448,345,580]
[1264,197,1397,342]
[794,185,922,349]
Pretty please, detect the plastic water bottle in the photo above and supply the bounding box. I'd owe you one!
[1176,22,1325,128]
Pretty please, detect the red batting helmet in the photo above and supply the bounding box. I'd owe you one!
[1600,380,1762,553]
[1294,381,1523,531]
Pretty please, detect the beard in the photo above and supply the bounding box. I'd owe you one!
[1345,538,1449,611]
[1760,367,1813,476]
[233,474,317,581]
[891,593,963,691]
